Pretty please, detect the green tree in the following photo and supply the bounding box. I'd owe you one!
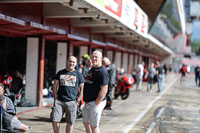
[191,39,200,54]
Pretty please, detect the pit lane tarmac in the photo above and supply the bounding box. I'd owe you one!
[128,75,200,133]
[17,74,200,133]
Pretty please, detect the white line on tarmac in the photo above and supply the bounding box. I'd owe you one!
[145,122,156,133]
[145,107,165,133]
[156,107,165,118]
[121,76,179,133]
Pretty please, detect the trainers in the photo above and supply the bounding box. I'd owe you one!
[104,107,112,110]
[28,126,32,130]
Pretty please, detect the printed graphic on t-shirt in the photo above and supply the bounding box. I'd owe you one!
[60,75,76,86]
[85,72,93,84]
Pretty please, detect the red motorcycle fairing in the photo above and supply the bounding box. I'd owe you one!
[0,73,13,95]
[114,74,134,100]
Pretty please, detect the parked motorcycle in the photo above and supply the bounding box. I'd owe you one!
[0,72,26,107]
[0,73,12,95]
[114,74,134,100]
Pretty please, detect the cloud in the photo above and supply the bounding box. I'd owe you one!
[190,1,200,16]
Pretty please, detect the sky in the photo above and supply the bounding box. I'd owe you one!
[190,1,200,41]
[191,20,200,41]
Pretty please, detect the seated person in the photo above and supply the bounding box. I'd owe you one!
[0,83,30,131]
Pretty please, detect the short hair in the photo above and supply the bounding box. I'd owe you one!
[0,83,4,89]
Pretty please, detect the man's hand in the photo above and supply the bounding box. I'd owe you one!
[76,100,80,106]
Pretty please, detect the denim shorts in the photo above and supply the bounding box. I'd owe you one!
[50,100,77,124]
[83,100,106,127]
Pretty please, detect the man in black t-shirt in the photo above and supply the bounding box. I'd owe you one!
[194,64,200,86]
[156,61,164,93]
[83,51,109,133]
[51,56,84,133]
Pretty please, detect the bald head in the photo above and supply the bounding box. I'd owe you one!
[91,50,103,68]
[68,56,77,62]
[103,57,111,66]
[0,83,4,97]
[93,50,102,58]
[67,56,77,71]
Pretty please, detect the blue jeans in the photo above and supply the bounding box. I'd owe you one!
[157,74,163,92]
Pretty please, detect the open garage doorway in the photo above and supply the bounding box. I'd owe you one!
[43,40,57,98]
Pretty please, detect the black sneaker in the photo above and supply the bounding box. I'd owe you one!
[28,126,32,130]
[104,107,112,110]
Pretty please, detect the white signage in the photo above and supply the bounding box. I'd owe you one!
[84,0,148,37]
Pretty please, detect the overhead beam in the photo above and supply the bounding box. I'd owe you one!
[43,3,98,18]
[62,0,91,11]
[105,33,137,39]
[70,19,114,27]
[91,27,121,33]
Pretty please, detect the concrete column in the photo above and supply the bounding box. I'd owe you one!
[69,41,73,56]
[38,37,45,107]
[135,55,138,67]
[129,54,134,73]
[115,52,121,68]
[56,42,68,73]
[94,48,103,53]
[25,38,39,105]
[79,46,88,64]
[122,53,128,73]
[106,50,113,63]
[138,55,141,63]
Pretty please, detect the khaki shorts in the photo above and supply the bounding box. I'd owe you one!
[11,117,22,129]
[50,100,77,124]
[83,100,106,127]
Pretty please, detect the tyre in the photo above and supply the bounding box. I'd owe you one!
[121,88,130,100]
[114,87,119,99]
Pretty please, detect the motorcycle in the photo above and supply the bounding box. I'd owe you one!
[114,74,134,100]
[0,72,26,107]
[0,73,12,95]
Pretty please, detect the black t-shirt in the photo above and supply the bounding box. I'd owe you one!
[156,66,163,75]
[55,69,84,102]
[83,66,109,102]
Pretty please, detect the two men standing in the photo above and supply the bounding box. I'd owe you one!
[51,51,109,133]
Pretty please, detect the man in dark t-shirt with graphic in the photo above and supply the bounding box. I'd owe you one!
[83,50,109,133]
[51,56,84,133]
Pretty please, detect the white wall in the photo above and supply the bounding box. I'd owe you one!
[122,53,128,73]
[115,52,121,68]
[106,50,113,63]
[79,46,88,64]
[129,54,133,73]
[25,38,39,105]
[134,55,138,68]
[94,48,103,53]
[56,42,67,73]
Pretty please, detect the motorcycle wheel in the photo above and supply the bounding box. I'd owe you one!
[114,87,119,99]
[121,88,130,100]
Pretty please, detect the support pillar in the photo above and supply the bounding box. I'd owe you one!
[56,42,68,73]
[37,36,45,107]
[25,37,39,105]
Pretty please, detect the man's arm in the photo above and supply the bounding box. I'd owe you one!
[77,83,84,102]
[95,85,108,106]
[52,79,59,102]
